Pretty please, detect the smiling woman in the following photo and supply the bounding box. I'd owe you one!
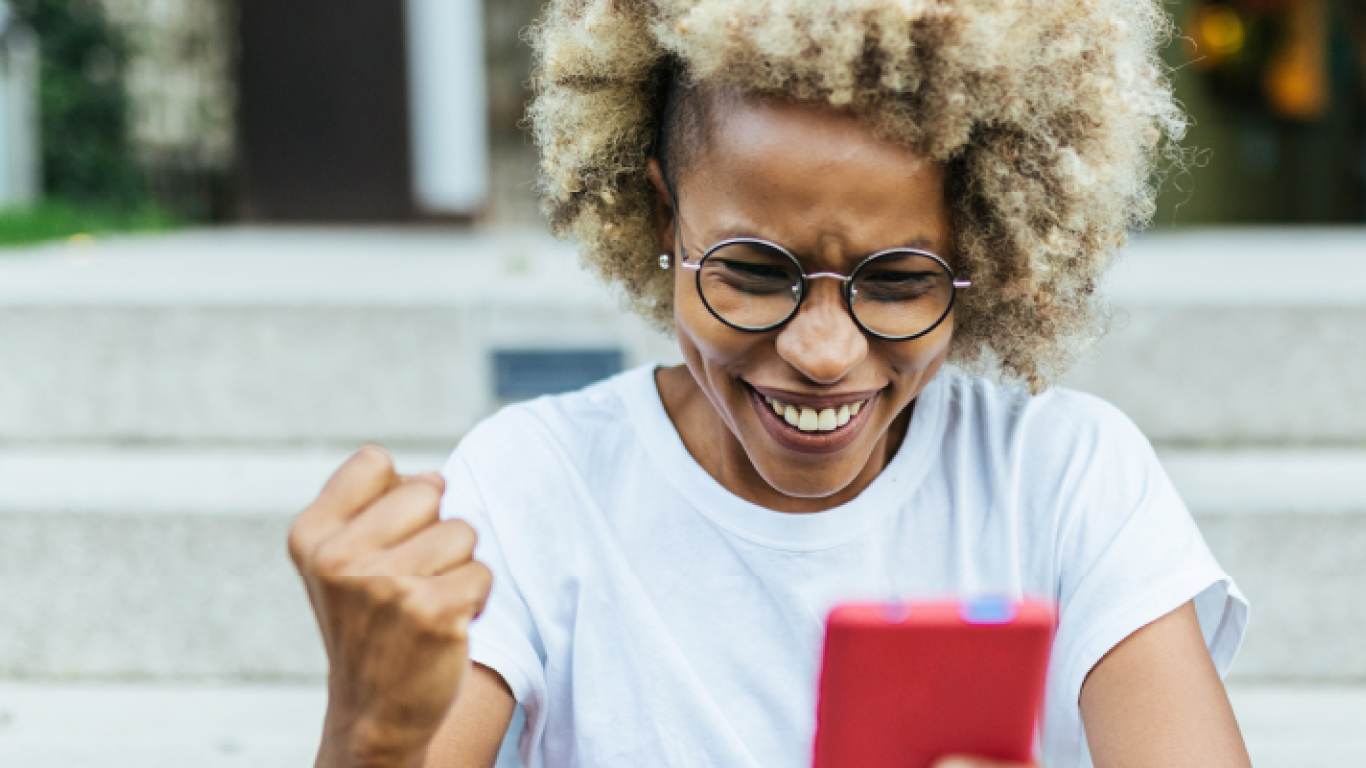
[287,2,1251,768]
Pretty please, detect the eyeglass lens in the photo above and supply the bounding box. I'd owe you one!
[848,251,955,338]
[697,242,802,331]
[697,244,955,338]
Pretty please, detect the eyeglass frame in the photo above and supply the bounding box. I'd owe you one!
[671,204,971,341]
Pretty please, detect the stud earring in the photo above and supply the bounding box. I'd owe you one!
[659,253,670,270]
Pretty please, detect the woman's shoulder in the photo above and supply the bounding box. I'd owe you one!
[934,370,1151,461]
[440,367,660,536]
[449,365,651,472]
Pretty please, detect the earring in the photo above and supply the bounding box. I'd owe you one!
[659,253,670,270]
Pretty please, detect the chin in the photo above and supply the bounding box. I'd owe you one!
[748,448,870,500]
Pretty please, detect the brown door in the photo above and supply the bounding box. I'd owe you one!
[238,0,415,221]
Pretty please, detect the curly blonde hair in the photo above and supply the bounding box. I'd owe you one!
[528,0,1184,390]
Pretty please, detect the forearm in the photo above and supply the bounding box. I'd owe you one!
[314,702,430,768]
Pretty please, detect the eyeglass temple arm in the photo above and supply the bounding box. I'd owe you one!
[808,272,973,289]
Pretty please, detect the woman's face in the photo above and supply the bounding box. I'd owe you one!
[650,96,957,503]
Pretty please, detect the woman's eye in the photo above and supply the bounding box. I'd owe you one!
[862,271,936,287]
[858,271,940,299]
[719,260,794,281]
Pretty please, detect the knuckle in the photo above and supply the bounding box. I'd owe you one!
[285,521,312,566]
[408,483,444,516]
[449,614,473,644]
[455,562,494,616]
[311,542,349,579]
[401,591,459,639]
[352,444,395,479]
[444,518,478,553]
[398,590,435,622]
[470,561,494,593]
[362,568,405,605]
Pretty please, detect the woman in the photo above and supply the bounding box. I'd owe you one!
[288,0,1251,766]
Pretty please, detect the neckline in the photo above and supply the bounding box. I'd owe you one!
[622,365,947,551]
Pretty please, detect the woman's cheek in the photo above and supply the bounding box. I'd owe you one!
[675,290,755,369]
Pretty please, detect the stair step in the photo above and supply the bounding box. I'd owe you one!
[1,447,1362,683]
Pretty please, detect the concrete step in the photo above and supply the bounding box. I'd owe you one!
[0,228,679,447]
[1,447,1362,683]
[0,681,1358,768]
[1063,227,1366,446]
[1,227,1363,447]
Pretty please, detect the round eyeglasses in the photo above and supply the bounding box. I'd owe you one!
[675,235,971,341]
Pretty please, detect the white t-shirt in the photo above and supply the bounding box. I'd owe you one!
[440,365,1247,768]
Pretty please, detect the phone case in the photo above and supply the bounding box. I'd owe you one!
[812,597,1056,768]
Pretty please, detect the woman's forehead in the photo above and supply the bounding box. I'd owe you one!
[680,97,952,259]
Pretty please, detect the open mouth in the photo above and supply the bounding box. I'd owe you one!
[746,383,881,455]
[759,394,869,433]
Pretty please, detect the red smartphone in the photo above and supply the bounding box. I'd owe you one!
[812,597,1056,768]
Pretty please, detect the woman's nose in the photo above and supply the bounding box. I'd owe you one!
[775,279,868,384]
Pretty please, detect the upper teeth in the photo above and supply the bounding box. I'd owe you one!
[765,396,865,433]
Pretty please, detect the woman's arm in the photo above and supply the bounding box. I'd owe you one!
[421,664,517,768]
[937,600,1251,768]
[1079,600,1250,767]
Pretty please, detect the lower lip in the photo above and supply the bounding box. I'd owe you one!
[748,385,877,456]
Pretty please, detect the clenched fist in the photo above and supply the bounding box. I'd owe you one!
[289,446,492,768]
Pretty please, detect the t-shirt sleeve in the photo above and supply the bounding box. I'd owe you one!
[440,449,549,738]
[1038,396,1249,767]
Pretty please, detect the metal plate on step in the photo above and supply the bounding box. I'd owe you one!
[493,349,623,400]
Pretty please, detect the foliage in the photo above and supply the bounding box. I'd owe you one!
[0,200,176,246]
[11,0,146,208]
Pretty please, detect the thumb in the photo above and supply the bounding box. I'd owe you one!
[933,757,1039,768]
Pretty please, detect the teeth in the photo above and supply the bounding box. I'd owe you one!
[817,409,837,431]
[763,393,869,433]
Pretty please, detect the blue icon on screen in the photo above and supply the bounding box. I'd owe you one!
[960,596,1019,625]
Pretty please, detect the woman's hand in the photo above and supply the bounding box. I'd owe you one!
[288,446,493,768]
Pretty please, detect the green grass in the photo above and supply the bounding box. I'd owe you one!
[0,201,180,247]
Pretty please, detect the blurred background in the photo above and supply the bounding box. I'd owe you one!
[0,0,1362,766]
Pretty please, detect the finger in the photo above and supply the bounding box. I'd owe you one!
[398,471,446,493]
[933,757,1040,768]
[324,480,446,561]
[409,560,494,634]
[308,445,402,527]
[382,518,478,577]
[289,446,403,564]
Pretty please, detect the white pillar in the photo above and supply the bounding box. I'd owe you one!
[0,5,39,208]
[406,0,489,215]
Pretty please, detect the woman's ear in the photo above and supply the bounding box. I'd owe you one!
[646,158,676,257]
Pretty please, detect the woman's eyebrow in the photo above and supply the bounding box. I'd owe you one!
[699,227,941,256]
[894,235,938,251]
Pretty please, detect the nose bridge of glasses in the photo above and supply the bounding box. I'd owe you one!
[797,271,854,316]
[805,271,851,283]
